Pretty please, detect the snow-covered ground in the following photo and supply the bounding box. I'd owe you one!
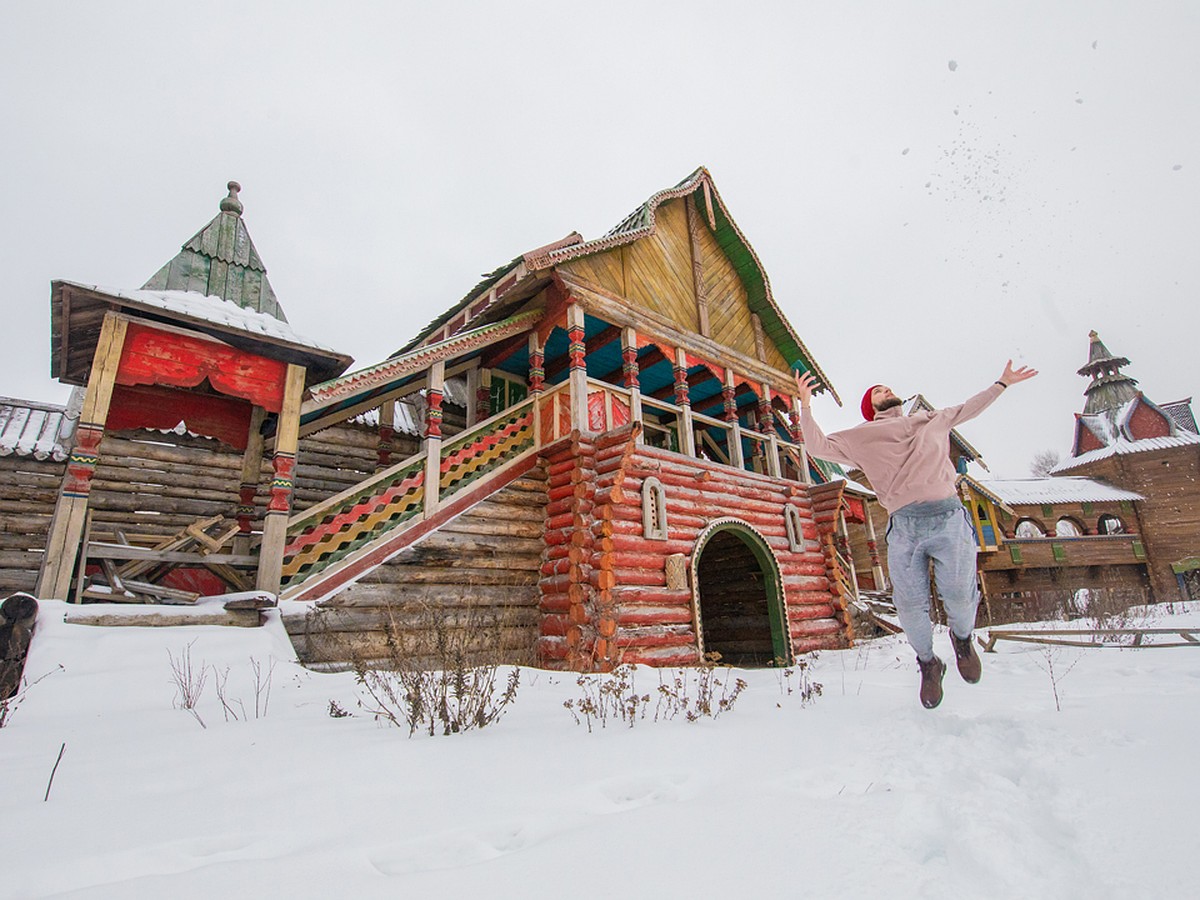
[3,600,1198,899]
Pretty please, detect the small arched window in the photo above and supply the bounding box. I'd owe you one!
[1098,514,1125,535]
[1055,517,1083,537]
[784,504,805,551]
[642,477,668,541]
[1015,518,1045,538]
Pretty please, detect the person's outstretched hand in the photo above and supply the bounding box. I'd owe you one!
[794,370,819,407]
[1000,360,1038,386]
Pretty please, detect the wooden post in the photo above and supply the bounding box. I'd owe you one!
[234,405,266,555]
[256,363,306,595]
[37,312,129,601]
[528,333,544,445]
[674,347,696,457]
[464,360,481,428]
[376,398,395,471]
[423,360,446,518]
[476,368,492,423]
[862,500,888,590]
[723,368,744,470]
[760,384,781,477]
[621,326,643,440]
[837,511,860,601]
[567,302,589,432]
[790,395,810,485]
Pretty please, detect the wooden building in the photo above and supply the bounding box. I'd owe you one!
[836,329,1198,623]
[20,169,873,671]
[1048,331,1200,603]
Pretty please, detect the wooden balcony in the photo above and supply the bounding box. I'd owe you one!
[980,534,1146,571]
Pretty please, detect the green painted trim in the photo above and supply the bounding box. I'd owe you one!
[1052,543,1067,562]
[1041,504,1054,518]
[1171,556,1200,574]
[1132,541,1146,561]
[1008,545,1024,564]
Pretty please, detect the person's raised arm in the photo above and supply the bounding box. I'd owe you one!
[794,371,859,467]
[943,359,1038,427]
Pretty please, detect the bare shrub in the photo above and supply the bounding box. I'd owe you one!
[563,663,750,731]
[0,664,64,729]
[168,640,208,728]
[354,600,522,737]
[563,664,651,732]
[776,655,823,706]
[1034,645,1080,712]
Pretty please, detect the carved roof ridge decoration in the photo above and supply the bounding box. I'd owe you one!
[142,181,287,322]
[306,307,543,410]
[393,168,838,404]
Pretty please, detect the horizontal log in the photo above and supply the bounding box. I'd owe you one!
[323,582,539,608]
[292,606,541,633]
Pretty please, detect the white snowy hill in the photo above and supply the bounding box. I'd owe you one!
[2,600,1197,899]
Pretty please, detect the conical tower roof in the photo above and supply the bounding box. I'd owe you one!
[1078,329,1139,415]
[142,182,287,322]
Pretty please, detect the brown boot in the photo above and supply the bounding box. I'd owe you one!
[917,655,946,709]
[951,633,982,684]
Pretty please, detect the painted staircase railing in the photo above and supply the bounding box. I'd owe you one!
[278,384,563,600]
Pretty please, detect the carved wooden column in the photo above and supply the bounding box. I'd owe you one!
[621,326,643,438]
[673,348,696,457]
[476,368,492,423]
[760,383,781,477]
[567,302,589,432]
[423,360,446,518]
[528,332,545,444]
[790,395,810,484]
[376,399,395,471]
[38,312,129,600]
[723,368,744,469]
[256,363,306,595]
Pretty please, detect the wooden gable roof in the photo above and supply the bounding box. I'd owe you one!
[396,168,838,402]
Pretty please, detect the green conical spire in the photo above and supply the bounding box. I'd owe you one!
[142,182,287,322]
[1079,330,1139,415]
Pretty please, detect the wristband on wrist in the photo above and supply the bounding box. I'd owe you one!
[995,380,1008,388]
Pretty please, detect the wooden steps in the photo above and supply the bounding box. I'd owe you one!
[285,470,548,668]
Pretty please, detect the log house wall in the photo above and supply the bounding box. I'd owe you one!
[0,423,420,594]
[537,424,851,670]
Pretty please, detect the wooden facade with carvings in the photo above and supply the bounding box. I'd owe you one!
[25,170,867,670]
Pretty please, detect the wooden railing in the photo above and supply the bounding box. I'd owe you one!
[583,378,803,481]
[279,383,566,592]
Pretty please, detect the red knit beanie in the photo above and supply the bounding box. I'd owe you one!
[861,385,883,421]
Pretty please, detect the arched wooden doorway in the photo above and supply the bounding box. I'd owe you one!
[692,519,790,667]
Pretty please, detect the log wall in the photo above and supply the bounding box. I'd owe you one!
[285,469,548,667]
[0,423,420,595]
[537,425,851,670]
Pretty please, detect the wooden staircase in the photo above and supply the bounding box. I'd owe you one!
[284,469,547,667]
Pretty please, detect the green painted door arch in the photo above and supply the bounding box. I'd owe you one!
[691,517,791,666]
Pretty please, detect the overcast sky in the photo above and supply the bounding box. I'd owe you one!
[1,1,1196,477]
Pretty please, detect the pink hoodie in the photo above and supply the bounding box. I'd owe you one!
[799,383,1005,513]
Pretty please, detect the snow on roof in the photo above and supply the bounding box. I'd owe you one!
[60,281,336,353]
[350,379,471,436]
[832,475,876,498]
[0,395,77,461]
[1055,430,1200,473]
[979,477,1144,505]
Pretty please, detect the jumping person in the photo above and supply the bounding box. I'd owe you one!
[794,361,1037,709]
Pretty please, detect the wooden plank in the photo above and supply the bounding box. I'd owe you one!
[89,543,257,565]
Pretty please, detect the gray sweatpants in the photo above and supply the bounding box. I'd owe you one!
[886,496,980,661]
